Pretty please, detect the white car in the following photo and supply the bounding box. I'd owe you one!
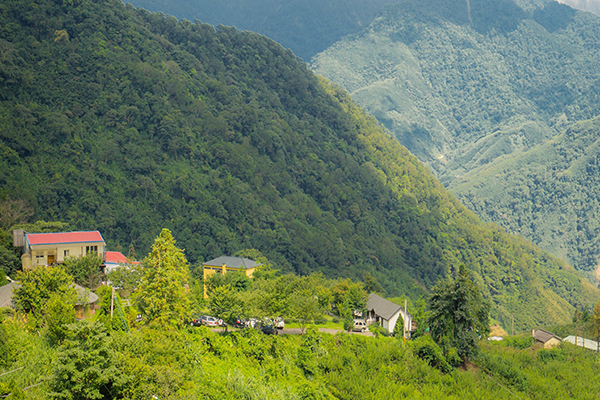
[353,320,369,333]
[274,317,285,329]
[201,316,223,327]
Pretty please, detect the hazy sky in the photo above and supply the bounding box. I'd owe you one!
[558,0,600,15]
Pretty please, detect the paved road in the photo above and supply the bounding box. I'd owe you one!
[279,327,374,337]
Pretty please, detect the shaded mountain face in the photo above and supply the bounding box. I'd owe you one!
[0,0,597,331]
[311,0,600,271]
[121,0,407,61]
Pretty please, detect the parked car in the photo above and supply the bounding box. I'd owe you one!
[246,318,258,328]
[234,318,247,329]
[200,315,222,327]
[274,317,285,329]
[353,319,369,333]
[189,315,203,327]
[260,323,277,335]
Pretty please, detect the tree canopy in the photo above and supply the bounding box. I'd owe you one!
[134,229,191,327]
[428,265,490,362]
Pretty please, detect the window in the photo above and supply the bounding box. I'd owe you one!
[35,255,45,266]
[64,250,70,257]
[86,245,98,255]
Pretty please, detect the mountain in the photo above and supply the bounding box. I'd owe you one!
[312,0,600,184]
[311,0,600,270]
[452,116,600,274]
[558,0,600,15]
[122,0,407,61]
[0,0,597,331]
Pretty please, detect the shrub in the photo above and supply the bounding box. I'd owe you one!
[505,335,534,349]
[409,335,452,373]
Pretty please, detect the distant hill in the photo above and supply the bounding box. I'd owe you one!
[122,0,406,61]
[311,0,600,271]
[452,116,600,274]
[0,0,597,331]
[312,0,600,184]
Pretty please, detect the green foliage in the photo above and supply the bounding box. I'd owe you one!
[45,292,76,344]
[206,270,251,295]
[135,229,191,328]
[504,335,534,350]
[0,0,596,334]
[49,321,126,400]
[409,335,452,372]
[12,266,76,326]
[105,263,143,298]
[0,229,20,278]
[94,285,130,332]
[63,253,103,290]
[10,221,71,234]
[427,265,490,361]
[312,0,600,277]
[209,284,240,328]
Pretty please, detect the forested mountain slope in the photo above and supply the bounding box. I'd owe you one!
[123,0,406,61]
[452,116,600,274]
[312,0,600,185]
[311,0,600,272]
[0,0,597,331]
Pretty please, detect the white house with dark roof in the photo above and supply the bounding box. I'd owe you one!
[366,293,413,337]
[20,231,106,270]
[103,250,140,274]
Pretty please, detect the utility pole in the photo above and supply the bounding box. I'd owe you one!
[404,299,407,342]
[110,286,115,319]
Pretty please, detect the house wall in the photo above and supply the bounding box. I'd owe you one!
[387,313,400,334]
[544,338,561,349]
[202,265,255,298]
[24,241,105,269]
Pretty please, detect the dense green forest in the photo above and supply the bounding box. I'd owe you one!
[452,116,600,274]
[312,0,600,183]
[0,0,598,331]
[122,0,407,61]
[311,0,600,272]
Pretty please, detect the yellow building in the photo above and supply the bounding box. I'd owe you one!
[203,256,261,297]
[19,231,106,270]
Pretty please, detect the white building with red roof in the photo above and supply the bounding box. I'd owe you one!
[21,231,106,270]
[104,250,140,273]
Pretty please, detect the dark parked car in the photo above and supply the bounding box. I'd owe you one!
[189,315,203,327]
[234,318,247,329]
[260,323,277,335]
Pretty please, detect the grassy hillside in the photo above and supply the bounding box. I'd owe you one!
[0,0,597,330]
[452,116,600,273]
[3,317,600,399]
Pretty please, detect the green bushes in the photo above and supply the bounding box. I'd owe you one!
[504,335,534,349]
[409,335,452,373]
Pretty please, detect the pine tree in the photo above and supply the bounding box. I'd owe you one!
[134,229,191,328]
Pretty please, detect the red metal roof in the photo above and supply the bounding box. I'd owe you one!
[104,251,140,265]
[104,251,128,264]
[27,231,105,245]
